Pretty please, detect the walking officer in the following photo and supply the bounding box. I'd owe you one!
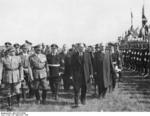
[46,44,61,100]
[20,44,34,100]
[29,44,49,104]
[0,46,23,110]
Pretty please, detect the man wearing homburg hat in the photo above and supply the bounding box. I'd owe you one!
[46,44,61,100]
[70,43,93,107]
[93,44,106,98]
[29,44,49,104]
[0,46,23,110]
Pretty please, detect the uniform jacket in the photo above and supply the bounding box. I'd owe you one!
[46,54,61,77]
[29,53,48,80]
[0,55,23,84]
[20,53,33,81]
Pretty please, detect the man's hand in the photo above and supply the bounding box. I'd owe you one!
[90,74,93,79]
[70,76,73,80]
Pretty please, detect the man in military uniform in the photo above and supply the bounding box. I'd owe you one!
[46,44,61,100]
[20,44,34,101]
[0,47,23,110]
[29,44,48,104]
[59,44,69,90]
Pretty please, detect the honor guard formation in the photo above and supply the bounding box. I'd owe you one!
[0,5,150,111]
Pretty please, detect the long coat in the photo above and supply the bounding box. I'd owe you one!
[103,51,116,88]
[93,51,105,85]
[71,52,93,88]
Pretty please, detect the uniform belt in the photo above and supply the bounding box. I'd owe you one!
[5,68,19,71]
[48,64,60,67]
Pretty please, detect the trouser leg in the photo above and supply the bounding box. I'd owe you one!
[42,90,47,102]
[49,78,55,94]
[74,85,80,106]
[7,96,12,108]
[35,89,40,101]
[81,81,86,104]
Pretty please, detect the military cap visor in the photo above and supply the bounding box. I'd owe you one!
[21,44,28,49]
[25,40,32,45]
[51,44,58,49]
[5,42,12,46]
[34,45,42,50]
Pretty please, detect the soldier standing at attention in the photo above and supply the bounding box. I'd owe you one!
[29,45,49,104]
[46,44,61,100]
[0,47,23,110]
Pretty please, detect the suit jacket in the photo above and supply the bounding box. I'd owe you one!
[71,52,93,87]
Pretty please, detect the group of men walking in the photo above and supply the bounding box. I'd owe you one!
[0,41,118,110]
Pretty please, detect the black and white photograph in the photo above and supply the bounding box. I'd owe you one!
[0,0,150,112]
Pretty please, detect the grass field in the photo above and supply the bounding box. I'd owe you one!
[1,71,150,112]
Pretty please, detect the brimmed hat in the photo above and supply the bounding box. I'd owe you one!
[95,44,100,48]
[13,43,20,48]
[34,44,42,50]
[21,44,28,50]
[51,44,58,49]
[25,40,32,45]
[5,42,12,46]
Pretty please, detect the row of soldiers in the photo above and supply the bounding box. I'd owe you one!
[121,41,150,77]
[0,41,118,110]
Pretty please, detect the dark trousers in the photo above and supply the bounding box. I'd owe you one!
[49,76,60,96]
[62,74,71,90]
[22,72,34,99]
[73,77,87,105]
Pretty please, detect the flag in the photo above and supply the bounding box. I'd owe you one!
[142,5,147,25]
[130,12,133,30]
[131,12,133,19]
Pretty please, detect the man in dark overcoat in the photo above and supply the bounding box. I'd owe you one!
[71,43,93,107]
[103,46,117,93]
[93,44,106,98]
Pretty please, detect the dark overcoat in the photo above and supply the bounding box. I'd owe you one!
[103,51,116,89]
[93,51,105,86]
[71,52,93,88]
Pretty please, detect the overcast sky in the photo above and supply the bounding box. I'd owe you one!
[0,0,150,46]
